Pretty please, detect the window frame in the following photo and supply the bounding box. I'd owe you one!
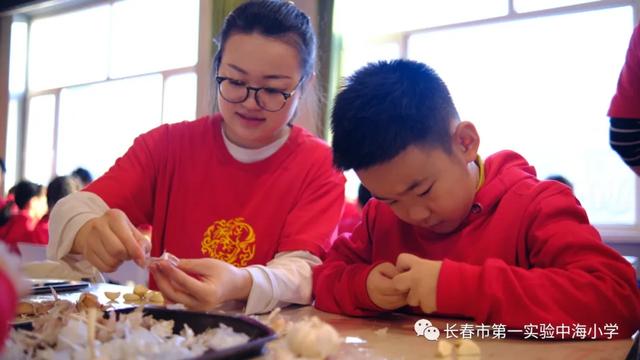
[0,0,213,189]
[337,0,640,243]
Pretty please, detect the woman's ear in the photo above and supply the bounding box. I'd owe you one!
[301,71,316,94]
[452,121,480,162]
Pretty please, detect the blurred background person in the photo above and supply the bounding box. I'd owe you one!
[0,180,48,254]
[33,176,82,244]
[71,167,93,188]
[609,24,640,176]
[545,174,574,193]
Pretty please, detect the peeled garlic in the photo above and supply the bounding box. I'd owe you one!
[456,339,481,356]
[104,292,120,301]
[123,293,141,302]
[286,316,341,358]
[436,339,454,357]
[133,284,149,297]
[149,292,164,304]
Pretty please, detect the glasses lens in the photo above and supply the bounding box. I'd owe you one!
[256,89,286,112]
[219,80,248,103]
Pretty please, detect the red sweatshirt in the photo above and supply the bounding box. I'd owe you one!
[0,210,47,254]
[0,269,17,352]
[313,151,640,339]
[85,114,345,266]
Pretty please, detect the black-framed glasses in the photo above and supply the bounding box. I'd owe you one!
[215,76,303,112]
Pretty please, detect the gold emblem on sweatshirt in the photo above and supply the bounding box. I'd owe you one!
[201,217,256,266]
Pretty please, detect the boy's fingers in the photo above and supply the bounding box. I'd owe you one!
[376,262,400,278]
[395,253,418,271]
[392,272,412,292]
[406,289,420,307]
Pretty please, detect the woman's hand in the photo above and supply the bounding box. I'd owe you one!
[72,209,151,272]
[149,258,253,312]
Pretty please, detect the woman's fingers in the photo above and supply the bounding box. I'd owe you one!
[152,267,198,307]
[105,210,146,264]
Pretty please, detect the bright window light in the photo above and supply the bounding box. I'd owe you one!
[163,72,197,124]
[28,5,110,91]
[408,6,635,225]
[110,0,199,78]
[56,75,163,178]
[515,0,601,13]
[25,95,56,185]
[9,21,27,95]
[335,0,507,36]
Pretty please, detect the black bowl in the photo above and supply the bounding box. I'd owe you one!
[15,306,277,360]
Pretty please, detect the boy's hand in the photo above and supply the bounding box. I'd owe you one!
[149,258,252,312]
[392,253,442,313]
[366,262,408,310]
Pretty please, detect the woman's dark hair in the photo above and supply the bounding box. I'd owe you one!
[47,176,81,210]
[213,0,316,82]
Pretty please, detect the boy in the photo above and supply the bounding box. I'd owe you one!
[314,59,640,339]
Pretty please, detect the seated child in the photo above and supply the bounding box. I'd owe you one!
[33,176,82,244]
[0,180,48,253]
[313,59,640,339]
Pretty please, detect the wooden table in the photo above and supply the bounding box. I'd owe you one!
[17,282,635,360]
[270,306,634,360]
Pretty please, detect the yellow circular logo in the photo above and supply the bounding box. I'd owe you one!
[201,217,256,266]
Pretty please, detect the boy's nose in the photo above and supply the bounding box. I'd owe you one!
[408,205,430,222]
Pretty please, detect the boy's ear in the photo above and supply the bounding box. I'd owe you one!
[452,121,480,162]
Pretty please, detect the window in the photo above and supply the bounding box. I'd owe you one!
[11,0,200,186]
[335,0,639,240]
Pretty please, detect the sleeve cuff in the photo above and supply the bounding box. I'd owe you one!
[244,266,278,314]
[353,261,387,312]
[436,259,483,317]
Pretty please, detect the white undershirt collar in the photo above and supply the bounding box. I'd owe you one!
[222,126,291,163]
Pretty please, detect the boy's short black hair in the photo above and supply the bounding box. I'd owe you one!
[331,59,459,171]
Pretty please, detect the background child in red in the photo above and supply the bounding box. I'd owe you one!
[0,180,48,254]
[48,0,345,314]
[33,175,81,244]
[609,23,640,176]
[314,59,640,339]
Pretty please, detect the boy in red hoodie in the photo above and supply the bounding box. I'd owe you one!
[313,59,640,339]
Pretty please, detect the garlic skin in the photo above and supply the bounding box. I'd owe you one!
[285,316,341,359]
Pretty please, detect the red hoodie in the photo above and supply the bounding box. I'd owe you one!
[608,23,640,119]
[313,150,640,339]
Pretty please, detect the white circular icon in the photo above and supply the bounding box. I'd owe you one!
[413,319,432,336]
[423,326,440,341]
